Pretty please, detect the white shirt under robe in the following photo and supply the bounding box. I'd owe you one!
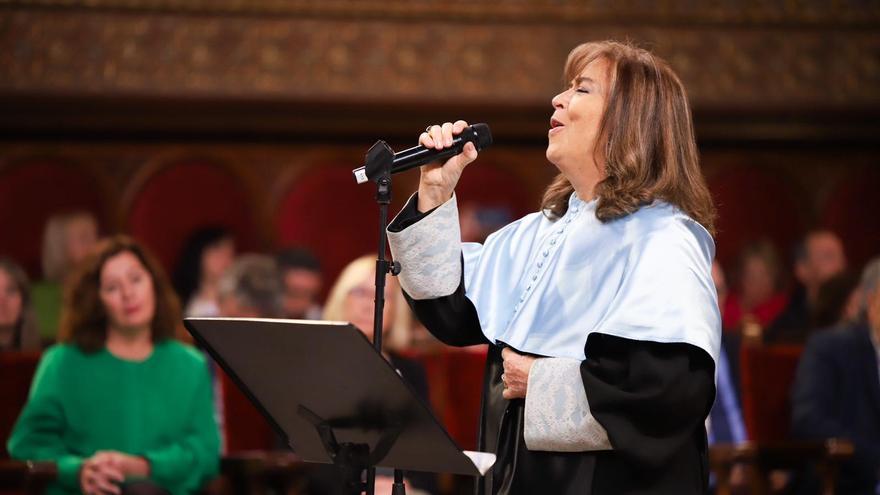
[387,192,720,495]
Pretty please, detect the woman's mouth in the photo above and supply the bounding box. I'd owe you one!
[549,118,565,136]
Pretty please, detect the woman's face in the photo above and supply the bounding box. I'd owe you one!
[99,251,156,334]
[201,238,235,285]
[547,57,610,189]
[741,256,775,306]
[344,271,395,341]
[66,218,98,266]
[0,269,23,326]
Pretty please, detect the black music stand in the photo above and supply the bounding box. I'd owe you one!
[184,317,495,495]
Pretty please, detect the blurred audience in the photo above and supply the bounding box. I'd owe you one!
[708,260,748,489]
[722,240,788,332]
[766,230,846,343]
[0,257,41,351]
[217,254,284,319]
[323,255,414,354]
[7,236,219,495]
[712,260,729,315]
[791,256,880,495]
[459,203,513,244]
[711,260,743,396]
[172,227,236,318]
[812,271,861,330]
[214,253,286,453]
[321,255,434,494]
[32,211,99,341]
[276,247,323,320]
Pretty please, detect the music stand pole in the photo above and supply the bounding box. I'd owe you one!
[364,140,405,495]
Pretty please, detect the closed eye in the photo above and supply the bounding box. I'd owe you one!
[575,88,590,94]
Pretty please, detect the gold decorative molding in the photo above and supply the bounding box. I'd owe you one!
[2,0,879,26]
[1,9,878,110]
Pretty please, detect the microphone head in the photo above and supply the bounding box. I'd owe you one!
[471,123,493,151]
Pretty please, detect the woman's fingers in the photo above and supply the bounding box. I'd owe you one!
[93,474,122,495]
[441,122,455,146]
[500,347,536,400]
[98,463,125,483]
[428,124,443,150]
[82,462,122,495]
[419,131,433,148]
[423,120,472,150]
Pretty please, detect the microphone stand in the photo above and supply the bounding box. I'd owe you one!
[362,140,406,495]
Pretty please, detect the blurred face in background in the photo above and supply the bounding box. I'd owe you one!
[797,232,846,293]
[867,289,880,342]
[0,268,23,327]
[218,295,260,319]
[99,251,156,334]
[741,255,776,308]
[282,268,322,319]
[201,238,235,286]
[344,272,395,342]
[711,260,727,308]
[65,216,98,267]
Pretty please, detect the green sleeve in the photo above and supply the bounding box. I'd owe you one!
[31,282,62,340]
[142,361,220,491]
[7,347,84,489]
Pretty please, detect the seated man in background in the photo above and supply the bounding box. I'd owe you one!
[7,236,219,495]
[791,256,880,495]
[213,254,285,452]
[217,254,284,319]
[276,247,323,320]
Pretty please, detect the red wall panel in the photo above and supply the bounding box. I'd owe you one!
[127,161,258,273]
[0,159,105,278]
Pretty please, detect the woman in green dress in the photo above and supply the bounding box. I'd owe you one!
[8,235,220,495]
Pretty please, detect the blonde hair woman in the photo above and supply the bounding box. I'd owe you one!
[33,211,99,340]
[322,255,412,352]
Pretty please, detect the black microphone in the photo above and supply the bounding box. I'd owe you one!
[353,123,493,184]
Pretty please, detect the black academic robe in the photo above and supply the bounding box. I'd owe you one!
[404,276,715,495]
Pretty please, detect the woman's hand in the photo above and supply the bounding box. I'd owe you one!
[79,454,124,495]
[80,450,152,494]
[417,120,480,212]
[92,451,150,477]
[501,347,537,400]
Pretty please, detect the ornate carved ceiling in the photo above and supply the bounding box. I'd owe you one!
[1,1,877,140]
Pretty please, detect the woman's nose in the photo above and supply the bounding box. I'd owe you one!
[551,89,567,109]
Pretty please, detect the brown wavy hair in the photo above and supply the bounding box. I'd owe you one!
[58,235,183,352]
[541,40,716,235]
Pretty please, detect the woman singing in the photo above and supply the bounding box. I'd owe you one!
[387,40,720,494]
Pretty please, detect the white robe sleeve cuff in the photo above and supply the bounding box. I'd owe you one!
[524,357,613,452]
[387,193,462,300]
